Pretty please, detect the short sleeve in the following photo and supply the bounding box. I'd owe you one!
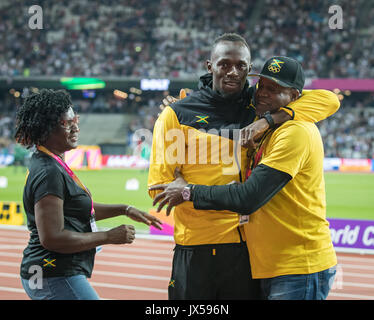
[33,167,65,204]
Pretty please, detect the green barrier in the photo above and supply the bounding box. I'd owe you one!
[0,201,24,225]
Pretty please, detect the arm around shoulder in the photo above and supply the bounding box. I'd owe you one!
[286,89,340,122]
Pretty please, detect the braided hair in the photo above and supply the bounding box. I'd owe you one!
[15,89,72,148]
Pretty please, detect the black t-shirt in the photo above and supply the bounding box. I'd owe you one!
[20,151,96,279]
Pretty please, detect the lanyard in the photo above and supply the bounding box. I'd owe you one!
[37,146,95,217]
[245,129,273,180]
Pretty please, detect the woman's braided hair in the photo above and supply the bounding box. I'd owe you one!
[15,89,72,148]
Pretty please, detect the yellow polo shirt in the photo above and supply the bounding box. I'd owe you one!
[245,121,337,278]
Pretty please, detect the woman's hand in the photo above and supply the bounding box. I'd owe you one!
[125,207,163,230]
[148,168,188,216]
[106,224,136,244]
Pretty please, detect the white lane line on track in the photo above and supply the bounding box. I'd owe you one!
[0,262,170,282]
[0,260,171,278]
[0,272,168,293]
[0,261,19,267]
[0,252,172,270]
[0,235,174,249]
[99,252,171,262]
[1,273,371,298]
[95,260,172,271]
[0,240,174,254]
[0,272,18,278]
[2,252,373,273]
[0,235,175,251]
[93,270,169,281]
[0,286,25,294]
[0,260,171,276]
[0,245,25,250]
[101,246,172,255]
[329,292,374,300]
[338,281,374,289]
[2,261,371,290]
[0,237,28,244]
[89,281,167,294]
[337,256,374,264]
[0,232,29,239]
[342,272,374,279]
[0,225,174,242]
[131,240,174,248]
[4,241,372,264]
[0,250,172,263]
[0,241,174,255]
[0,252,21,258]
[339,263,374,271]
[0,243,174,256]
[5,259,369,284]
[2,260,370,283]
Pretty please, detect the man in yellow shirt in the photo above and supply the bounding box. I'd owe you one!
[149,34,263,299]
[151,56,337,300]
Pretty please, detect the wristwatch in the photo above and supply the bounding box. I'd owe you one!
[260,111,275,129]
[182,184,194,201]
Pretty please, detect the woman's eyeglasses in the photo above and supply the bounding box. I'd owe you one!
[60,114,80,129]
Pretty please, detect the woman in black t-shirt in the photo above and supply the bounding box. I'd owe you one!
[15,89,162,300]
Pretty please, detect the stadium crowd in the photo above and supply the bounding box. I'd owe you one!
[0,0,373,160]
[318,97,374,159]
[0,0,373,78]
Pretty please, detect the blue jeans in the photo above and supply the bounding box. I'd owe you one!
[21,274,100,300]
[260,266,337,300]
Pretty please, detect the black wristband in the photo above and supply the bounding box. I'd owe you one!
[281,106,295,120]
[261,111,275,129]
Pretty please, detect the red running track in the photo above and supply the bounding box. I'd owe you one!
[0,226,373,300]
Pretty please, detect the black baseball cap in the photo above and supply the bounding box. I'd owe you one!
[249,56,305,93]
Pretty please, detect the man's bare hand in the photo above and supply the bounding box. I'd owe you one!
[159,89,187,111]
[240,118,269,149]
[148,168,188,216]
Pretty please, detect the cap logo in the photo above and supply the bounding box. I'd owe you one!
[267,59,284,73]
